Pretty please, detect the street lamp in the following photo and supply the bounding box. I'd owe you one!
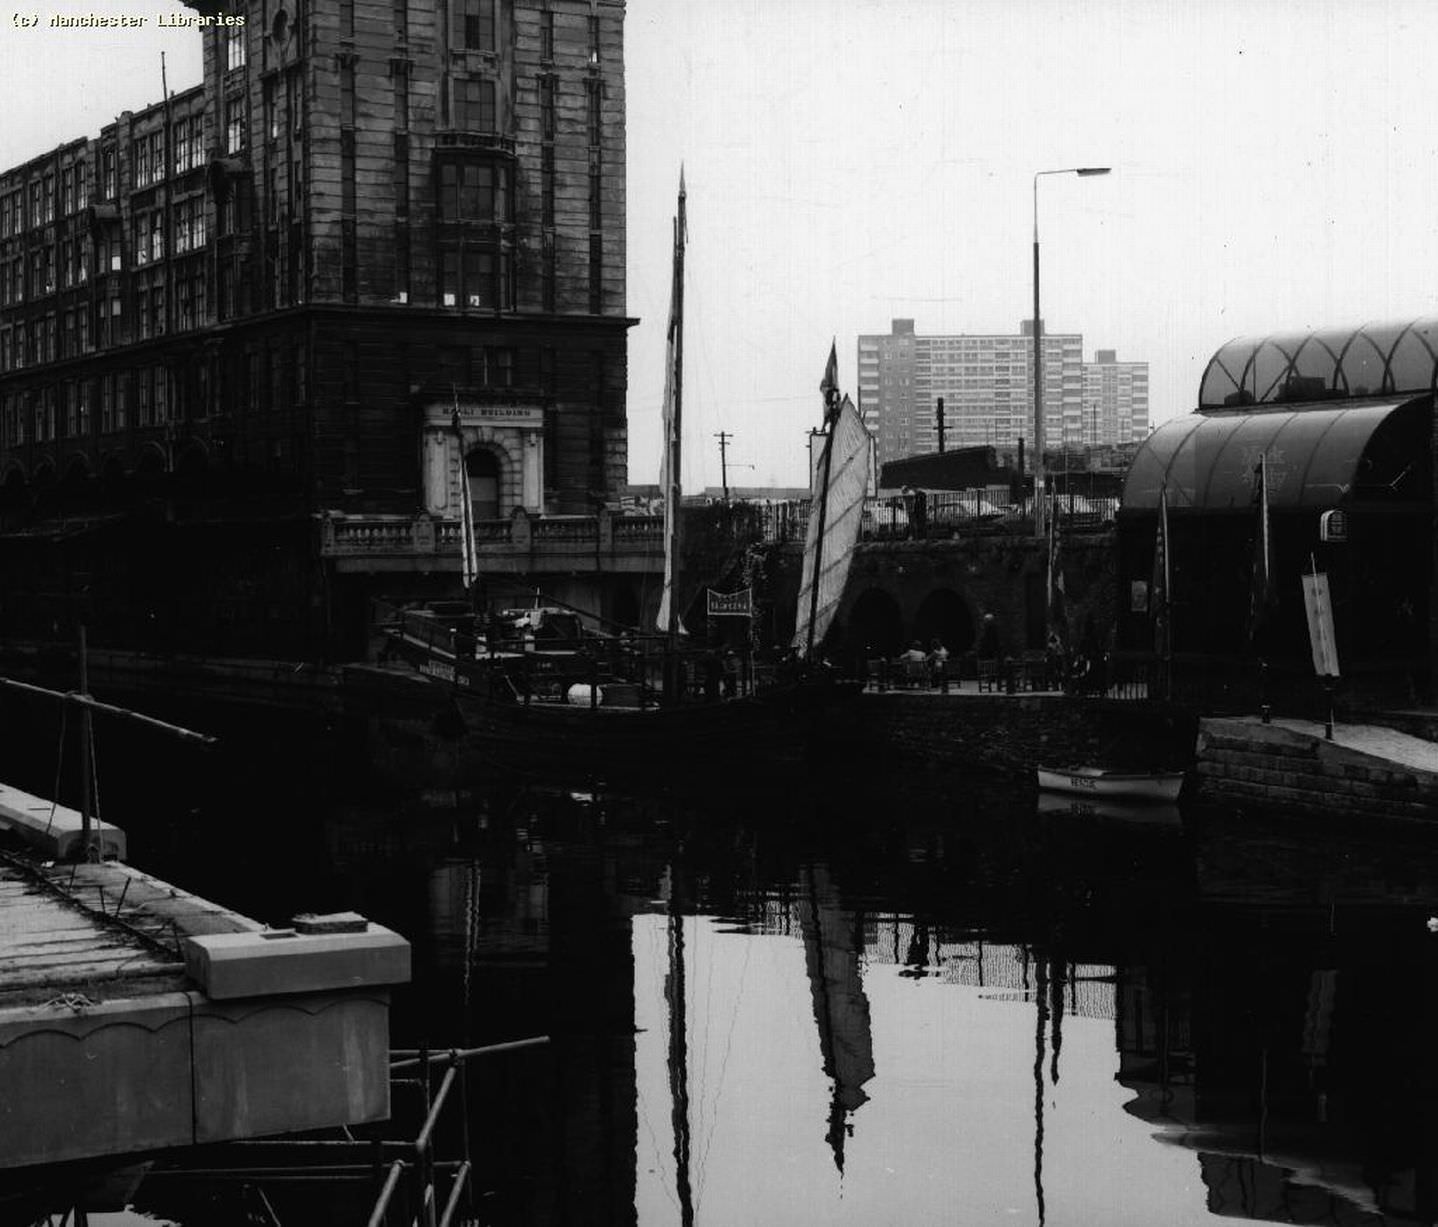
[1032,166,1109,537]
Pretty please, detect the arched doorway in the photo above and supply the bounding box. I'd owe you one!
[844,587,904,661]
[610,581,641,632]
[466,449,501,520]
[914,588,975,653]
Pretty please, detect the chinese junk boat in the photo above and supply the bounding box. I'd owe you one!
[379,174,869,771]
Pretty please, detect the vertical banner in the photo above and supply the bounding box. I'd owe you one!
[1301,571,1339,677]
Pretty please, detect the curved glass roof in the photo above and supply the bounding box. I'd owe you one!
[1198,319,1438,408]
[1122,401,1421,511]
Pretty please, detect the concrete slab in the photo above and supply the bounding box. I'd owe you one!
[183,924,411,1000]
[0,782,125,861]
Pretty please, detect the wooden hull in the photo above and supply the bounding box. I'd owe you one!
[1036,767,1185,803]
[349,662,865,778]
[451,679,862,770]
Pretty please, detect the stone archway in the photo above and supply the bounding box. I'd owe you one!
[914,587,976,653]
[845,586,905,661]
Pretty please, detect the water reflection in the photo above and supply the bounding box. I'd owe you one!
[73,747,1438,1227]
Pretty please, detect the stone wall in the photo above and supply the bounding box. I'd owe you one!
[862,692,1196,780]
[1195,717,1438,821]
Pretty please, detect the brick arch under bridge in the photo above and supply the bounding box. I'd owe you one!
[833,583,978,663]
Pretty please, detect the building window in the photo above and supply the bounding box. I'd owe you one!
[541,145,554,225]
[540,75,555,140]
[588,148,601,229]
[439,245,509,310]
[226,25,246,71]
[586,78,601,145]
[588,233,601,314]
[588,13,600,64]
[455,0,495,51]
[453,77,496,131]
[438,159,509,221]
[541,9,553,61]
[226,95,245,153]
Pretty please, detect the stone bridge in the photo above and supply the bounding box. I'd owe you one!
[773,530,1119,665]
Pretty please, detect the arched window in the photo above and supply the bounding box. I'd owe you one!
[467,448,500,519]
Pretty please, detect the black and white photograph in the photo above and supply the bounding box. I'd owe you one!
[0,0,1436,1223]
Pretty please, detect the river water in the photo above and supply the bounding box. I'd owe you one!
[8,703,1438,1226]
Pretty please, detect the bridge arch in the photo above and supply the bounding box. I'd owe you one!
[914,587,975,653]
[844,586,905,661]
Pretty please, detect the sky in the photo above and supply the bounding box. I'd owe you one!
[4,0,1438,489]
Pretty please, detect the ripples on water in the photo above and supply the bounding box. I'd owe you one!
[8,706,1438,1227]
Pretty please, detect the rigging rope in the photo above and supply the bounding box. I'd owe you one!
[44,703,68,836]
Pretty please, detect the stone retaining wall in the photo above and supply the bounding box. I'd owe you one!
[862,693,1197,779]
[1195,718,1438,820]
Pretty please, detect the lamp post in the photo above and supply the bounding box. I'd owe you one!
[1032,166,1109,538]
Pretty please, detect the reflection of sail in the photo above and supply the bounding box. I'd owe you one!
[793,396,872,654]
[798,863,875,1173]
[665,887,695,1226]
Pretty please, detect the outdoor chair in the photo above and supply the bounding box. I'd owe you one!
[900,659,929,688]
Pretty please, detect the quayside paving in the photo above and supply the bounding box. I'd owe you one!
[0,817,410,1174]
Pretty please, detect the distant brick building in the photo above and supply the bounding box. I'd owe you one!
[0,0,635,657]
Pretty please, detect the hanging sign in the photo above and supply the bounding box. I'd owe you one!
[707,588,753,617]
[1301,570,1340,677]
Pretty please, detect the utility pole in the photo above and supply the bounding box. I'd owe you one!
[936,397,945,454]
[715,431,732,504]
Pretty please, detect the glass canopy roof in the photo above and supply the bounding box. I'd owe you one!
[1198,319,1438,408]
[1122,401,1423,511]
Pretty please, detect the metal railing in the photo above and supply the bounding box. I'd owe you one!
[139,1037,551,1227]
[323,494,1122,561]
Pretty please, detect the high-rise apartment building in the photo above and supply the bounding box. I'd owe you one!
[0,0,631,655]
[857,320,1148,470]
[1082,348,1149,445]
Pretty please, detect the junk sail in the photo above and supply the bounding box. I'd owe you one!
[793,391,871,655]
[799,862,875,1174]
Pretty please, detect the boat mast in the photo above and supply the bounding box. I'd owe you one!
[805,346,841,659]
[665,171,688,646]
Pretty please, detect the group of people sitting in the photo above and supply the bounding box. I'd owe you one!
[893,638,951,686]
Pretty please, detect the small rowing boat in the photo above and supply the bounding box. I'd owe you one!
[1035,766,1185,802]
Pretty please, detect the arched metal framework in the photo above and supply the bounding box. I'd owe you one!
[1199,319,1438,407]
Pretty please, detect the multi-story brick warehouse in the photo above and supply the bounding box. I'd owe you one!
[0,0,639,659]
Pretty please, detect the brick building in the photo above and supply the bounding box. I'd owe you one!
[0,0,636,658]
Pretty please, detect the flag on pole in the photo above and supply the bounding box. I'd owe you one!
[820,340,839,414]
[1247,451,1276,646]
[1151,483,1170,659]
[452,397,479,590]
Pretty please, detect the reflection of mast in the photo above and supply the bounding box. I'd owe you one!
[799,863,875,1175]
[1032,952,1048,1227]
[1049,958,1066,1085]
[665,874,695,1227]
